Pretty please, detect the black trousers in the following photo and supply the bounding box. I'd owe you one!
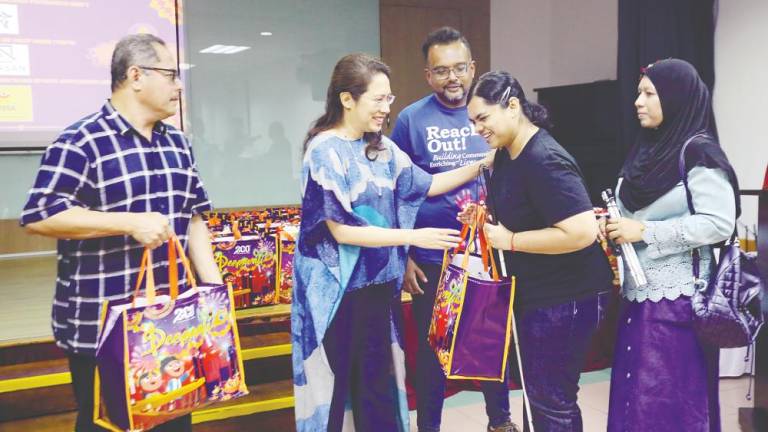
[67,352,192,432]
[324,282,401,432]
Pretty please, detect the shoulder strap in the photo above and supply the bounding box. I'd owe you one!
[678,133,708,215]
[679,132,738,284]
[678,133,708,282]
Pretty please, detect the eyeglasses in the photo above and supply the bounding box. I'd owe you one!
[138,66,180,82]
[430,62,470,80]
[370,94,396,107]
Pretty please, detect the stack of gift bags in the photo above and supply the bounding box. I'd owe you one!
[204,207,300,309]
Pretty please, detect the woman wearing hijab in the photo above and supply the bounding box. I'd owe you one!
[605,59,740,431]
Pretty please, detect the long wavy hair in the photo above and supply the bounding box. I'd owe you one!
[303,53,391,159]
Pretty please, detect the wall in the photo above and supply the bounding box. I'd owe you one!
[0,0,379,255]
[0,153,40,219]
[713,0,768,229]
[491,0,767,228]
[0,0,379,219]
[184,0,379,208]
[490,0,617,100]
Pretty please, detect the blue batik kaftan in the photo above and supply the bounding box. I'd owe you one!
[291,133,432,431]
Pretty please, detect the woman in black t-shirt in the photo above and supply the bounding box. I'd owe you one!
[464,71,613,432]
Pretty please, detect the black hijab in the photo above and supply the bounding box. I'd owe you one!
[619,59,740,217]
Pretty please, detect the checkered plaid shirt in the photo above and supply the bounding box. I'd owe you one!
[20,101,213,355]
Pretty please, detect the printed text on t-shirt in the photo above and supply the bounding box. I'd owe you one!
[425,125,482,169]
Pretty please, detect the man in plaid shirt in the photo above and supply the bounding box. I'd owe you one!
[20,34,222,432]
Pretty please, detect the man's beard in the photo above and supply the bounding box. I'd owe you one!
[436,85,466,106]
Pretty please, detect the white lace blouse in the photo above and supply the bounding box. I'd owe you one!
[616,166,736,303]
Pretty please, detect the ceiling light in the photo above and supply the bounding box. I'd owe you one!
[219,46,250,54]
[260,32,273,36]
[199,45,251,54]
[199,45,226,54]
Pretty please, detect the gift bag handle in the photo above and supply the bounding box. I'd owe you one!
[461,219,477,269]
[445,166,502,281]
[451,206,501,281]
[174,235,197,289]
[275,225,295,242]
[134,247,157,306]
[132,235,196,306]
[451,204,481,269]
[478,223,500,281]
[475,206,501,281]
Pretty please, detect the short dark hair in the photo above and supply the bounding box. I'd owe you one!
[110,34,167,91]
[421,26,472,61]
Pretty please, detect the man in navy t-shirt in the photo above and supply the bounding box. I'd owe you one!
[390,27,518,432]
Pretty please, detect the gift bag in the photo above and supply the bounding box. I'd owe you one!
[212,232,278,308]
[427,216,516,381]
[275,225,298,304]
[94,237,249,431]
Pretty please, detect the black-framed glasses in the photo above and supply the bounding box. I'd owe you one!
[430,62,470,80]
[138,66,180,82]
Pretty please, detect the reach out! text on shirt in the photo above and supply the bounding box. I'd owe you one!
[425,125,478,153]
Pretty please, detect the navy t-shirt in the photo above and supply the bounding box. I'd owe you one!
[390,94,489,264]
[490,129,613,309]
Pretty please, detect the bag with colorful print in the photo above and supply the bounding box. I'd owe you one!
[93,237,248,431]
[427,209,516,381]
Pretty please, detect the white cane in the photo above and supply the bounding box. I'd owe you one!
[481,165,535,431]
[497,250,535,432]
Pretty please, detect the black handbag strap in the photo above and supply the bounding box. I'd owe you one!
[678,132,737,284]
[481,166,496,222]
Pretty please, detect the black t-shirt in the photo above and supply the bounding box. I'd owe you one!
[489,129,613,310]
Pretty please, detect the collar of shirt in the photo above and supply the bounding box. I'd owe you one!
[101,100,169,138]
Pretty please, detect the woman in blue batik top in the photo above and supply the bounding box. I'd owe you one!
[291,53,493,432]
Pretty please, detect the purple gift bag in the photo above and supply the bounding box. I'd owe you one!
[275,226,297,304]
[427,219,516,381]
[93,237,248,431]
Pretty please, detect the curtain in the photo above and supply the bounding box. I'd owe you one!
[617,0,717,153]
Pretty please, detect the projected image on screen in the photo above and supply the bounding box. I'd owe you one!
[0,0,180,149]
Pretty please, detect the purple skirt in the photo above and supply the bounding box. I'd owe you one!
[607,296,720,432]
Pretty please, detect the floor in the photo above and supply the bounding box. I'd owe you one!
[409,370,754,431]
[0,256,757,431]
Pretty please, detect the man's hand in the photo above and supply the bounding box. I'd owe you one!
[127,212,173,249]
[403,257,427,295]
